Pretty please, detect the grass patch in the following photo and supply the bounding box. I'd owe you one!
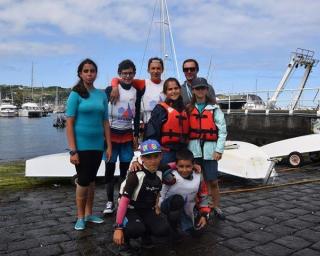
[0,161,71,192]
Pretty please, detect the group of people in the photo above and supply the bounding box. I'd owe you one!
[66,57,227,253]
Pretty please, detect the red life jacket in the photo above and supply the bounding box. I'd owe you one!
[189,107,218,141]
[159,102,189,145]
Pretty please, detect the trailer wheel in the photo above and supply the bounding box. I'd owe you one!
[288,152,303,168]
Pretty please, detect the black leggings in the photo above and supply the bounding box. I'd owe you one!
[161,194,184,228]
[105,162,129,202]
[161,195,204,235]
[124,208,170,239]
[75,150,103,186]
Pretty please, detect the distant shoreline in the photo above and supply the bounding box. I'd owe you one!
[0,159,25,165]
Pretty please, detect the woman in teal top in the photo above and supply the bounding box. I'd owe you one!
[66,58,112,231]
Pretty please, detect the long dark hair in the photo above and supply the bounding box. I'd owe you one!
[186,90,217,114]
[163,77,184,112]
[72,58,98,99]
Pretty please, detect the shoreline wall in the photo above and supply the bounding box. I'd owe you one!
[225,112,318,145]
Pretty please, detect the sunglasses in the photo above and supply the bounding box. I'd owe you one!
[183,67,196,72]
[120,72,135,77]
[82,69,96,73]
[193,86,207,91]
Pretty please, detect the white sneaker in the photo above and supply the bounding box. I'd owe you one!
[103,201,114,214]
[213,207,226,220]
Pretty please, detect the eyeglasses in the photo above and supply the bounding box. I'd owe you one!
[120,72,135,77]
[82,69,96,73]
[183,67,196,72]
[193,86,207,91]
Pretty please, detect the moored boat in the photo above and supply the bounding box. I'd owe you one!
[0,103,17,117]
[53,114,66,128]
[19,102,43,117]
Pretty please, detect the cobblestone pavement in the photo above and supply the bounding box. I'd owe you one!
[1,164,320,256]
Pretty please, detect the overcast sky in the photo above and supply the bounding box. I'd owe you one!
[1,0,319,102]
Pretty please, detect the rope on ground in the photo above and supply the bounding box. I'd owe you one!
[221,178,320,195]
[275,167,298,173]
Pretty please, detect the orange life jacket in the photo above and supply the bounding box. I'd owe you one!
[159,102,189,145]
[189,107,218,141]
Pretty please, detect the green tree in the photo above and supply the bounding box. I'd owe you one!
[14,89,24,107]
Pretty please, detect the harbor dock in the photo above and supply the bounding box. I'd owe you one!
[1,163,320,256]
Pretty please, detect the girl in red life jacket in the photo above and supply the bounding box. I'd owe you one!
[144,77,189,165]
[186,77,227,220]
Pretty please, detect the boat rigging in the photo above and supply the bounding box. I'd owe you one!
[139,0,180,80]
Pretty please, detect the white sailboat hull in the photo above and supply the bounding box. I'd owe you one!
[219,141,274,180]
[26,142,274,181]
[25,152,120,177]
[260,134,320,159]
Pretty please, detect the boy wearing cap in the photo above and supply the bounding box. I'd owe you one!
[113,139,170,251]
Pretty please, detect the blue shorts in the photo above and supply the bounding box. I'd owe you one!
[195,158,218,181]
[109,141,134,163]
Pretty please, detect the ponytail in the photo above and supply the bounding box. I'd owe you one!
[72,80,89,99]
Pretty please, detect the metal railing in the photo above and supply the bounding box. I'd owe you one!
[218,87,320,111]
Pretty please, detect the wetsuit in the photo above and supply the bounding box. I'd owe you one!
[116,167,170,239]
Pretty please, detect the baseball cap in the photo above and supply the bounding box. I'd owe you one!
[191,77,209,89]
[139,139,162,156]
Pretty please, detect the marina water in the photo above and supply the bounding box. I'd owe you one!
[0,115,68,162]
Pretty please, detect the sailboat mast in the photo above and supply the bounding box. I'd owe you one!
[163,0,180,81]
[55,86,58,108]
[41,83,44,107]
[31,62,34,100]
[140,0,180,79]
[206,55,213,80]
[160,0,166,78]
[10,85,13,104]
[158,0,180,80]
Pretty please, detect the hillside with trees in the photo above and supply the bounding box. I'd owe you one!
[0,85,71,108]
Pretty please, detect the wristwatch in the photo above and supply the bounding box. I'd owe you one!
[69,150,78,156]
[113,223,124,230]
